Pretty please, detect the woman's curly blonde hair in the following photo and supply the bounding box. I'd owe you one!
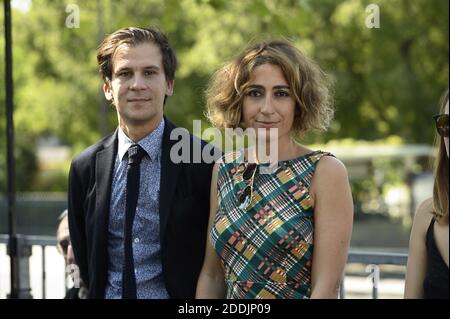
[205,39,334,136]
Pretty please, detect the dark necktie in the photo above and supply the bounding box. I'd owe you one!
[122,144,146,299]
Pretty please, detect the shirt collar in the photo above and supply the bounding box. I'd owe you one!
[117,118,165,162]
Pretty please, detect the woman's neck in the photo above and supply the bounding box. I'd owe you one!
[251,135,311,163]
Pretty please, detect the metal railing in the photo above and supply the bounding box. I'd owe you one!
[0,234,408,299]
[0,234,59,299]
[340,248,408,299]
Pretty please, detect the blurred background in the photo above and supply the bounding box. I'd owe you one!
[0,0,448,298]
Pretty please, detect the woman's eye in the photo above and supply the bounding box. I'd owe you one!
[247,90,262,97]
[275,91,290,97]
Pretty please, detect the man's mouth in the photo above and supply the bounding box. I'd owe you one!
[128,98,151,102]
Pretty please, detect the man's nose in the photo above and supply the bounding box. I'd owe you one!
[130,74,146,90]
[67,243,75,265]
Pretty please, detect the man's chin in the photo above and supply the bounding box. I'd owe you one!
[125,112,163,125]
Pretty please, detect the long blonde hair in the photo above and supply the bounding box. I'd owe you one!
[433,90,449,224]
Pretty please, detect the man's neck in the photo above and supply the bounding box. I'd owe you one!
[119,116,163,142]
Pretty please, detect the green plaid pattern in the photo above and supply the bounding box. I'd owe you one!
[210,150,333,299]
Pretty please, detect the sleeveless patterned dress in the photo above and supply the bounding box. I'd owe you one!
[210,150,333,299]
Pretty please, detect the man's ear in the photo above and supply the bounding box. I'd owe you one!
[103,82,113,102]
[166,80,174,96]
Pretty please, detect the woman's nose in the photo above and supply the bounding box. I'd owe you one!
[260,95,275,114]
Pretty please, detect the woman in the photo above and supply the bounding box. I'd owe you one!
[196,39,354,299]
[404,91,449,299]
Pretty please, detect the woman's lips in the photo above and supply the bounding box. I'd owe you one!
[255,121,279,128]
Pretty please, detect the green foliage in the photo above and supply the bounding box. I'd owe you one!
[0,0,448,192]
[0,133,38,193]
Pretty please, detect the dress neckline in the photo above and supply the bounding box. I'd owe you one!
[428,218,449,269]
[232,149,322,166]
[275,150,322,164]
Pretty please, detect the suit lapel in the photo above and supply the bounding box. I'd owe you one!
[94,130,117,290]
[159,118,182,243]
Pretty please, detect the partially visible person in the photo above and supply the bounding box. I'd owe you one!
[56,209,87,299]
[196,39,354,299]
[404,90,449,299]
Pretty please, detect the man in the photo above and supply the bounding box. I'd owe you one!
[68,27,217,299]
[57,210,75,267]
[56,210,86,299]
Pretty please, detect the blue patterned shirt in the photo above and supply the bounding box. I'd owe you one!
[105,118,169,299]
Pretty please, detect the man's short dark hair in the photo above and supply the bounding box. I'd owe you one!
[97,26,177,83]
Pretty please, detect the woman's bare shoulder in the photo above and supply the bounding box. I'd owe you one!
[413,197,435,230]
[314,154,348,181]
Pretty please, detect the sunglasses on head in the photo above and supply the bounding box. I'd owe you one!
[238,163,257,210]
[57,239,70,255]
[433,114,449,138]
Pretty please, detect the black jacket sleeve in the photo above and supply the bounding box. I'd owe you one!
[68,159,89,287]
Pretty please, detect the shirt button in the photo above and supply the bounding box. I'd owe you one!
[134,238,140,243]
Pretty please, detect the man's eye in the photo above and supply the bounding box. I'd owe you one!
[118,71,131,77]
[144,70,157,76]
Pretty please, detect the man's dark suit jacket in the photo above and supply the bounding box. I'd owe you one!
[68,117,218,299]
